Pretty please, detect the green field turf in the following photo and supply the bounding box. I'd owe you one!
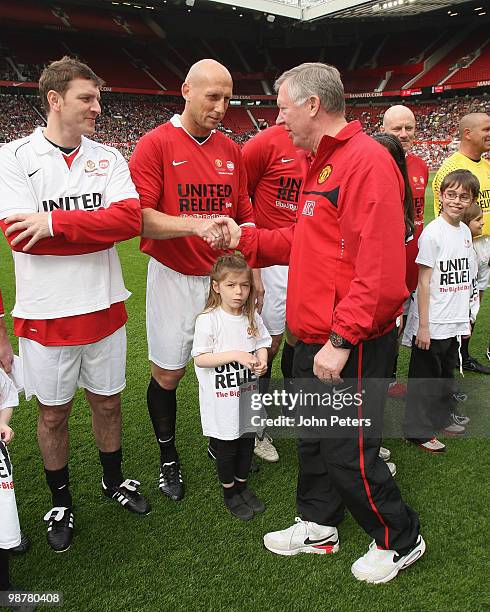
[1,173,489,612]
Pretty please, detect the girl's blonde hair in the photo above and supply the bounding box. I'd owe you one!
[462,201,483,227]
[204,254,258,335]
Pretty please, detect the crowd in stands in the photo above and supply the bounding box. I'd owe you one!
[0,94,44,142]
[0,92,487,168]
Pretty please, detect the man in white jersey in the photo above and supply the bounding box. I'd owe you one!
[0,57,149,553]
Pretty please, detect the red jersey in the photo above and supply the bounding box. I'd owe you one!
[405,153,428,293]
[130,115,254,276]
[242,125,308,229]
[239,121,408,345]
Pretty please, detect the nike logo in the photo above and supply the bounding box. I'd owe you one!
[332,385,352,395]
[57,485,67,490]
[172,160,188,166]
[281,158,294,163]
[304,536,338,546]
[28,168,40,177]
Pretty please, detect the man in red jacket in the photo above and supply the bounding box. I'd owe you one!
[219,63,423,584]
[0,57,149,554]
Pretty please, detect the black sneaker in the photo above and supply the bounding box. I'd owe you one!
[451,412,470,426]
[224,494,254,521]
[159,462,184,501]
[103,479,151,515]
[10,531,30,554]
[462,357,490,374]
[240,488,266,514]
[43,507,74,553]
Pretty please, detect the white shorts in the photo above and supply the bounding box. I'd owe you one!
[19,326,126,406]
[146,258,210,370]
[260,265,288,336]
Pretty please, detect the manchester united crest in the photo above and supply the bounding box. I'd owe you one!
[318,165,332,184]
[215,159,223,168]
[85,160,96,172]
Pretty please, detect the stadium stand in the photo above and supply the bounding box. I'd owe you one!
[445,41,490,85]
[413,24,489,87]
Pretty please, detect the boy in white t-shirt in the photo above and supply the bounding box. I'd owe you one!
[404,169,479,453]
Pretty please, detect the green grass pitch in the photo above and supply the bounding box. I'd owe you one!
[0,173,488,611]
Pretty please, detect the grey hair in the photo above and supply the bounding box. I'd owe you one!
[274,62,345,114]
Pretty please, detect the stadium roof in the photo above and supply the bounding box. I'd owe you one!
[207,0,481,20]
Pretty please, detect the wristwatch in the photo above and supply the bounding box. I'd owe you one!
[329,332,354,349]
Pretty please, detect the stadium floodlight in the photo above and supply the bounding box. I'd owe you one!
[266,13,275,21]
[185,0,195,6]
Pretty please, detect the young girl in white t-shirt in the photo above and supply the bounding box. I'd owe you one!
[192,254,271,521]
[404,169,478,453]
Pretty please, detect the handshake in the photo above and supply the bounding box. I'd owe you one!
[196,217,242,250]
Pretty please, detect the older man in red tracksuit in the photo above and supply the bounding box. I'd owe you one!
[219,63,424,585]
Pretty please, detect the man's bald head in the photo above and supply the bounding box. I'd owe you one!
[459,113,490,137]
[458,112,490,157]
[184,59,232,90]
[381,105,416,152]
[180,59,233,137]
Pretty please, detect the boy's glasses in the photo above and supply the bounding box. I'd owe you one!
[443,190,472,204]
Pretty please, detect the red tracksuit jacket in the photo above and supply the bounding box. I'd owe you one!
[239,121,408,346]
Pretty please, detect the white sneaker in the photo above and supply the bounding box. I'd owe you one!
[379,446,391,461]
[254,434,279,462]
[263,517,339,556]
[440,423,465,436]
[351,535,426,584]
[386,462,396,477]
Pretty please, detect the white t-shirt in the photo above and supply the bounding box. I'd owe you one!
[0,128,136,319]
[473,235,490,290]
[469,249,480,324]
[0,440,21,549]
[404,216,472,341]
[192,308,271,440]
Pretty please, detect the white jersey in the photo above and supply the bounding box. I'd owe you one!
[405,216,472,341]
[192,308,271,440]
[473,235,490,291]
[0,127,137,319]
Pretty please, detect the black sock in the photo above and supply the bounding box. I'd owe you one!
[461,336,470,362]
[281,342,295,380]
[99,448,123,488]
[234,480,246,494]
[0,549,10,591]
[44,465,72,508]
[147,377,179,463]
[258,362,273,395]
[222,484,236,499]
